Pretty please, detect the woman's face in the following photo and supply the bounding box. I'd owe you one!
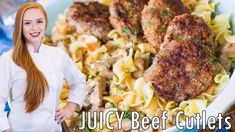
[23,8,46,45]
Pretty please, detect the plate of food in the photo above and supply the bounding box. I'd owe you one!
[38,0,235,131]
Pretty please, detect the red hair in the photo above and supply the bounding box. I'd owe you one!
[12,2,49,113]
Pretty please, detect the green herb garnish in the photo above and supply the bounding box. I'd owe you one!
[123,110,132,119]
[150,8,160,14]
[155,27,167,33]
[135,22,142,35]
[110,102,116,108]
[150,84,154,90]
[127,0,134,3]
[95,70,100,76]
[144,20,155,26]
[89,70,100,80]
[191,71,196,77]
[162,9,171,18]
[171,83,179,90]
[114,88,122,97]
[211,12,216,19]
[119,8,127,16]
[111,44,119,50]
[198,50,204,57]
[89,76,95,80]
[167,0,175,4]
[104,100,116,108]
[168,94,174,99]
[85,127,90,132]
[207,55,216,62]
[130,40,135,47]
[123,27,132,36]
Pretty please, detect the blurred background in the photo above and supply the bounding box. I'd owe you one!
[0,0,36,55]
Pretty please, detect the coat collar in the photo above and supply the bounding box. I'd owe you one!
[27,43,46,53]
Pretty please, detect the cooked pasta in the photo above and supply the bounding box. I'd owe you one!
[191,0,216,24]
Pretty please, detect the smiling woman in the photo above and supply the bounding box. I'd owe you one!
[22,8,46,49]
[0,2,87,132]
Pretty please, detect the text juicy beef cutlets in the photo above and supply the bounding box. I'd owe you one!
[144,14,221,103]
[109,0,149,40]
[141,0,188,50]
[66,2,113,41]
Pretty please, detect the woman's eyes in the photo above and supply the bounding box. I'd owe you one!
[37,20,43,24]
[23,20,43,25]
[24,22,30,25]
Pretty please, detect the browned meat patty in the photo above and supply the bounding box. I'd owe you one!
[109,0,149,39]
[144,40,220,103]
[163,13,213,49]
[141,0,188,49]
[66,2,112,41]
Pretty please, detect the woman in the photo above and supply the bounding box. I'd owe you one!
[0,2,87,131]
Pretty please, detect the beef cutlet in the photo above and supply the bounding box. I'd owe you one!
[141,0,188,49]
[66,2,112,41]
[109,0,149,40]
[144,40,220,103]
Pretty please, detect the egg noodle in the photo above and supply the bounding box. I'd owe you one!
[48,0,235,131]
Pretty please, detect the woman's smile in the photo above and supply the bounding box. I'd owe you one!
[29,32,40,38]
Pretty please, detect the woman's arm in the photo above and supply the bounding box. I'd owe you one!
[55,102,77,123]
[0,53,12,131]
[55,50,87,123]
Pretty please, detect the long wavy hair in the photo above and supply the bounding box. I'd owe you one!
[12,2,49,113]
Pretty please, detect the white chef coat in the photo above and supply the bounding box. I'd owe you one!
[0,44,87,132]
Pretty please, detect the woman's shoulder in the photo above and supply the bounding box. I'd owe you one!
[0,49,13,62]
[0,49,15,72]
